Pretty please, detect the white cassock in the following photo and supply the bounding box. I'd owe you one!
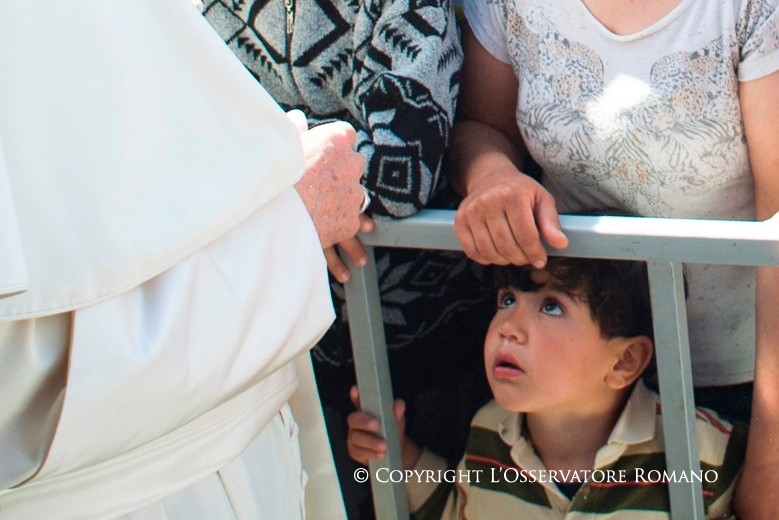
[0,1,345,518]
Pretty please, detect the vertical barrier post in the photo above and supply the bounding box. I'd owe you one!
[344,212,779,520]
[648,261,704,519]
[343,246,410,520]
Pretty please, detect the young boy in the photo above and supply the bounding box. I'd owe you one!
[347,257,747,519]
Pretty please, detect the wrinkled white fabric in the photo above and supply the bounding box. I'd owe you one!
[0,189,342,519]
[0,0,303,319]
[0,138,27,297]
[0,0,345,518]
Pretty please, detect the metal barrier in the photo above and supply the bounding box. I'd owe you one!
[343,209,779,520]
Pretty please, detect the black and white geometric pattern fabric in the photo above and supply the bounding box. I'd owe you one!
[204,0,462,217]
[203,1,490,386]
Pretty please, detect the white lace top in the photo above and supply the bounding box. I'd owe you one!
[464,0,779,385]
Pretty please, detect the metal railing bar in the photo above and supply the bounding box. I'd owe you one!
[345,209,777,520]
[648,261,703,519]
[362,211,779,267]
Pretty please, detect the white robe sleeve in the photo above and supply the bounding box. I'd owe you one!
[0,0,305,319]
[0,0,342,517]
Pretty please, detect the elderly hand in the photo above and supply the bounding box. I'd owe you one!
[292,112,366,250]
[324,215,375,283]
[454,168,568,267]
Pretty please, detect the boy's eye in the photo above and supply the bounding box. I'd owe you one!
[541,299,563,316]
[497,290,516,308]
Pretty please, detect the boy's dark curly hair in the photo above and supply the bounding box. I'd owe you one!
[493,257,654,341]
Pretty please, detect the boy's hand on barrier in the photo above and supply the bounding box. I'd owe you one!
[346,385,406,466]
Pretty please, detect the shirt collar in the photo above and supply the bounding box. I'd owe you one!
[607,380,658,446]
[496,380,658,450]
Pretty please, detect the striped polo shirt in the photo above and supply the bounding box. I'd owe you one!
[407,382,747,519]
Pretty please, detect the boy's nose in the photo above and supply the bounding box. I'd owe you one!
[499,307,529,344]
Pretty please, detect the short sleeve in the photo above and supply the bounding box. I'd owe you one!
[738,0,779,81]
[462,0,511,64]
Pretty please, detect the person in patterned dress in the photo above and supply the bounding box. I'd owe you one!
[202,2,493,517]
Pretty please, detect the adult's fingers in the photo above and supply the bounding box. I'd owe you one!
[455,203,502,265]
[455,199,516,265]
[325,247,350,283]
[345,149,366,183]
[338,236,368,269]
[455,177,563,267]
[326,181,363,249]
[359,213,375,234]
[454,224,483,265]
[471,220,512,265]
[327,211,371,276]
[486,212,531,265]
[309,120,358,150]
[505,201,546,268]
[535,194,569,251]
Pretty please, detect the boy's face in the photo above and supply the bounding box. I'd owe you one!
[484,269,623,415]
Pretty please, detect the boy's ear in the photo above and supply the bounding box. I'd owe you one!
[605,336,653,390]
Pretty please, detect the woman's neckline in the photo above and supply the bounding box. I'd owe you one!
[578,0,693,40]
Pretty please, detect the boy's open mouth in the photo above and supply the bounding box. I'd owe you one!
[493,352,526,377]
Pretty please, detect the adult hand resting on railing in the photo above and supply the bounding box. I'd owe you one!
[451,138,568,268]
[451,3,779,517]
[321,216,375,284]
